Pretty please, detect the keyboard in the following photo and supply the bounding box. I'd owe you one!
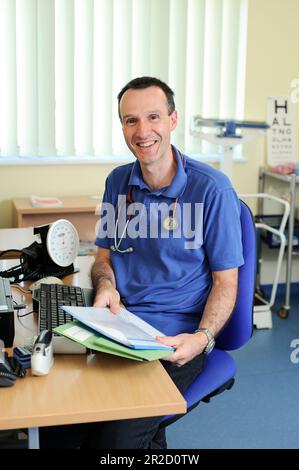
[32,284,94,354]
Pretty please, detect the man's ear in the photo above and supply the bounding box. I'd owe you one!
[170,110,178,131]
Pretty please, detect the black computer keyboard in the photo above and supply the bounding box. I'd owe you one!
[32,284,89,333]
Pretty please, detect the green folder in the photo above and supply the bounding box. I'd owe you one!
[54,321,172,362]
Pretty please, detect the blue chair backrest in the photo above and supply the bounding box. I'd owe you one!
[215,200,255,351]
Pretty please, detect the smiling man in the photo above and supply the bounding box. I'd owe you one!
[88,77,244,449]
[40,77,244,449]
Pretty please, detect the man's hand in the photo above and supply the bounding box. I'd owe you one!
[91,248,121,314]
[156,332,208,366]
[93,284,121,315]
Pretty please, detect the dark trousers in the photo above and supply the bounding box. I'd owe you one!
[39,354,206,449]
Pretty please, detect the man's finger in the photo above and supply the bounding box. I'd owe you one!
[156,335,177,347]
[109,302,121,315]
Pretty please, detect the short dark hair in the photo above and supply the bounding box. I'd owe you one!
[117,76,175,120]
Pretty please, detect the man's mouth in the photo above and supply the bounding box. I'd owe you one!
[136,140,157,148]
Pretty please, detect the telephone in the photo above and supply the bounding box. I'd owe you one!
[0,349,26,387]
[0,352,17,387]
[0,220,79,283]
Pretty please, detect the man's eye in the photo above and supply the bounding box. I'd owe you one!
[150,115,159,120]
[125,118,136,125]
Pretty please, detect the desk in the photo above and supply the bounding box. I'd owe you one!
[0,255,186,449]
[12,196,100,242]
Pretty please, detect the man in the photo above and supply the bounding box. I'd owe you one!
[89,77,244,448]
[40,76,243,449]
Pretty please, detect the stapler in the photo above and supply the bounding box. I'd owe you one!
[31,330,54,376]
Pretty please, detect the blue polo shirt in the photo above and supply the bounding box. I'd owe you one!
[95,146,244,336]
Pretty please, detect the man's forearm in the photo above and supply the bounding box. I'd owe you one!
[91,260,116,291]
[199,271,238,337]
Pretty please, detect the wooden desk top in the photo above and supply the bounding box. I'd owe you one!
[0,255,186,430]
[13,195,100,214]
[0,353,184,430]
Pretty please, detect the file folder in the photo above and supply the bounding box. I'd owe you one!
[54,321,172,362]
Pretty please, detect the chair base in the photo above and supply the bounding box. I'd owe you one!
[253,308,273,329]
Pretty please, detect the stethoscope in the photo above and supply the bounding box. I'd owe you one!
[110,151,183,254]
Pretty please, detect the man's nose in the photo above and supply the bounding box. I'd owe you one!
[136,119,150,138]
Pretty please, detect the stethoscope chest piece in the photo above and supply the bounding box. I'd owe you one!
[163,216,178,231]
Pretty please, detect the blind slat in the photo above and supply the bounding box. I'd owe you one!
[131,0,151,78]
[168,0,188,149]
[235,0,248,120]
[0,0,18,156]
[184,0,206,154]
[93,0,113,155]
[74,0,94,155]
[150,0,170,80]
[16,0,38,156]
[38,0,55,156]
[202,0,223,118]
[112,0,132,156]
[55,0,74,156]
[219,0,241,119]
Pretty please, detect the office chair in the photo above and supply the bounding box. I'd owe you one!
[160,200,255,430]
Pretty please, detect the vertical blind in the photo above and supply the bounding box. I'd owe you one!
[0,0,248,159]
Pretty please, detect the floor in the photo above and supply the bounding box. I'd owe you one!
[167,291,299,449]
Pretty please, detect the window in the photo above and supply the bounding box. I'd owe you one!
[0,0,248,162]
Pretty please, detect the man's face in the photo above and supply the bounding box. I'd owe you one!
[119,86,177,166]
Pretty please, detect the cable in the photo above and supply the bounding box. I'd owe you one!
[0,249,22,259]
[12,300,34,318]
[13,301,27,310]
[11,284,31,294]
[17,310,33,318]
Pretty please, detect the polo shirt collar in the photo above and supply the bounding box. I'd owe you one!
[128,145,187,198]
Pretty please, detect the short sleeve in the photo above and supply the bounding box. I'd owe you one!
[203,188,244,271]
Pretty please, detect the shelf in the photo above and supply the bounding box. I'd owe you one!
[262,170,299,183]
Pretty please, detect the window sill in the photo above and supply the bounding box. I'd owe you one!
[0,153,247,166]
[0,154,135,166]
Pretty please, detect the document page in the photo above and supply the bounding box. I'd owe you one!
[61,305,173,350]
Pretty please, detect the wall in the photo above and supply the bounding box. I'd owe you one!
[0,162,114,228]
[1,0,299,230]
[234,0,299,199]
[242,0,299,284]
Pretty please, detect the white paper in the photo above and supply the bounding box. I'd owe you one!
[61,306,172,350]
[66,325,94,341]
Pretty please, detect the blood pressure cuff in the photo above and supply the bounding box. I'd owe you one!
[20,242,45,279]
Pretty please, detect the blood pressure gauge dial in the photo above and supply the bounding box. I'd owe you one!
[46,219,79,267]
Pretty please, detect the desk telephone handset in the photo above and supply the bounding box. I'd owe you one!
[0,346,26,387]
[0,219,79,283]
[0,354,16,387]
